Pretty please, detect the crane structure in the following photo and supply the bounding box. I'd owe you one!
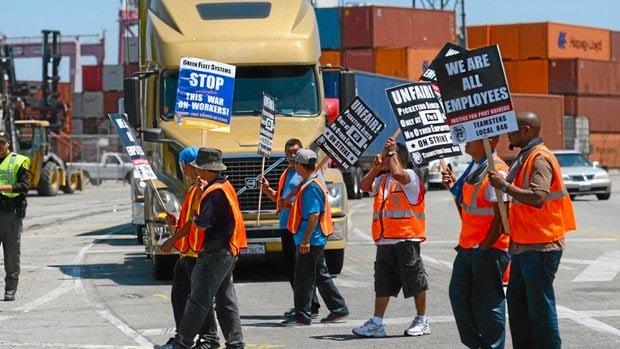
[118,0,139,65]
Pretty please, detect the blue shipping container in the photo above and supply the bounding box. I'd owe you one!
[316,8,341,50]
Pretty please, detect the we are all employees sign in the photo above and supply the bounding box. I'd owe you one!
[386,82,461,166]
[174,57,236,132]
[108,113,157,181]
[435,45,517,143]
[316,97,385,170]
[257,93,276,157]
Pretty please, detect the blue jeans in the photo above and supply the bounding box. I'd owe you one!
[449,247,509,349]
[507,250,562,349]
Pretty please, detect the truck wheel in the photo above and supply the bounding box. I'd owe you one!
[61,172,79,194]
[344,167,362,200]
[152,254,178,280]
[136,224,145,245]
[325,249,345,275]
[38,162,60,196]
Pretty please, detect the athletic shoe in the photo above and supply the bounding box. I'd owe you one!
[352,319,386,338]
[284,308,318,319]
[320,311,349,323]
[404,316,431,336]
[280,317,311,326]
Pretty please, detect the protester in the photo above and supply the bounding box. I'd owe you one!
[488,111,576,349]
[0,130,30,302]
[258,138,321,318]
[280,148,349,326]
[442,136,510,348]
[352,138,430,338]
[156,147,247,349]
[160,147,219,349]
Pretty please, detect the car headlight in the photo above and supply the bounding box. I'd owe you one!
[594,172,608,179]
[149,189,182,221]
[326,182,346,217]
[562,174,570,181]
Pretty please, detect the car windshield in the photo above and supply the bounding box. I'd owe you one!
[555,153,591,167]
[161,65,319,120]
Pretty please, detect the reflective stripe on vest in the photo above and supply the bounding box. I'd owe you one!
[174,184,204,256]
[459,156,510,250]
[197,180,247,256]
[0,152,29,199]
[287,177,333,237]
[371,174,425,241]
[510,145,577,244]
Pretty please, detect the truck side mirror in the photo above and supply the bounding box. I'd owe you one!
[338,71,356,111]
[123,77,141,129]
[142,128,163,143]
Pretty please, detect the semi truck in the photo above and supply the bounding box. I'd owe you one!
[123,0,349,279]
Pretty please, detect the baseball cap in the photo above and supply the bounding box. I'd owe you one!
[179,146,199,165]
[0,130,8,142]
[295,148,317,165]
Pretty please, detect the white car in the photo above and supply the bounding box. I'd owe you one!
[552,150,611,200]
[427,148,472,189]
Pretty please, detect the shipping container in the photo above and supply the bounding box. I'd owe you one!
[549,59,620,96]
[124,63,140,78]
[104,91,124,116]
[82,65,103,91]
[344,49,375,72]
[316,8,341,50]
[320,50,342,67]
[80,91,104,119]
[72,119,83,135]
[520,22,611,60]
[102,65,124,91]
[495,93,565,160]
[467,25,491,49]
[374,47,441,80]
[611,31,620,61]
[491,24,520,60]
[342,6,455,49]
[562,96,620,132]
[589,132,620,168]
[72,93,83,118]
[503,59,550,94]
[124,37,139,64]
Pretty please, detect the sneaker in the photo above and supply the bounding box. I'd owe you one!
[154,337,190,349]
[404,316,431,336]
[352,319,386,338]
[320,310,349,323]
[192,337,220,349]
[280,316,311,326]
[4,290,16,301]
[284,308,319,319]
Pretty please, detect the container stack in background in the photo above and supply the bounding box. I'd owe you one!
[468,22,620,168]
[316,6,456,81]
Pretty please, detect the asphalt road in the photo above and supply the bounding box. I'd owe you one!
[1,176,619,348]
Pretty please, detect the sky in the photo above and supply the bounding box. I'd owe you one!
[1,0,619,82]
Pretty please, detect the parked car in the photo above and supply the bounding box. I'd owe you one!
[67,152,134,185]
[552,150,611,200]
[427,145,472,189]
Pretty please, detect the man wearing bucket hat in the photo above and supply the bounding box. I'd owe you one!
[0,130,30,302]
[156,147,247,349]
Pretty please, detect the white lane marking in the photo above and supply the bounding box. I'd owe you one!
[572,251,620,282]
[0,341,142,348]
[97,309,153,348]
[562,258,595,265]
[86,248,145,254]
[422,254,453,270]
[557,305,620,340]
[333,278,372,288]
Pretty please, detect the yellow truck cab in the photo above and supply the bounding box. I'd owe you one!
[124,0,349,279]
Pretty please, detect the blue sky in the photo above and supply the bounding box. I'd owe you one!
[2,0,619,81]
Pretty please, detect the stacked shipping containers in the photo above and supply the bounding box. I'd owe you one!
[468,22,620,167]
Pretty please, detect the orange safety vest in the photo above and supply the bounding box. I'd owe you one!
[459,156,510,250]
[276,167,291,212]
[372,174,426,241]
[174,184,204,256]
[287,176,333,237]
[509,144,576,244]
[196,180,247,256]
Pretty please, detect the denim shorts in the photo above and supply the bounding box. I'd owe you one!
[374,241,428,298]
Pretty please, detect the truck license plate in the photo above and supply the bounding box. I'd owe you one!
[240,244,266,255]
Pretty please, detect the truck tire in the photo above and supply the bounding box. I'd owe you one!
[152,254,177,280]
[38,161,60,196]
[344,167,362,200]
[325,249,344,275]
[61,172,79,194]
[136,224,145,245]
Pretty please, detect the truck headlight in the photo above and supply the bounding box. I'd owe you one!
[326,182,346,217]
[149,189,182,220]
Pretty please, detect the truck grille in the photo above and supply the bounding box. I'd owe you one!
[223,155,288,212]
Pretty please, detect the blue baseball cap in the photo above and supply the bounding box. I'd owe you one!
[179,146,199,165]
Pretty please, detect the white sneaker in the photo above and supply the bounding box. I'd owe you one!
[404,316,431,336]
[352,319,387,338]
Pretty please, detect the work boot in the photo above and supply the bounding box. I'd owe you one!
[4,290,16,301]
[154,337,190,349]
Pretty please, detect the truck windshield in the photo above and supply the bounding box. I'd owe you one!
[161,65,319,120]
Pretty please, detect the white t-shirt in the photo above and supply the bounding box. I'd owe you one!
[371,169,423,245]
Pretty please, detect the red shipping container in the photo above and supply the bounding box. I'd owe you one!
[611,31,620,61]
[549,59,620,96]
[104,91,124,116]
[344,49,375,72]
[342,6,455,49]
[589,132,620,168]
[124,63,140,78]
[564,96,620,133]
[82,65,103,91]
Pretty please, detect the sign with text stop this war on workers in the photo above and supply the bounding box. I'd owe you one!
[108,113,157,181]
[315,97,385,170]
[386,82,461,166]
[257,93,276,157]
[174,57,236,132]
[434,45,517,143]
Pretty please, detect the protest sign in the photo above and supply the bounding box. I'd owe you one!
[386,82,461,166]
[419,43,467,84]
[174,57,236,132]
[435,45,517,143]
[109,113,157,181]
[315,97,385,170]
[257,93,276,157]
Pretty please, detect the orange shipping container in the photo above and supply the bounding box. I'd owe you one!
[344,49,375,72]
[611,31,620,61]
[562,95,620,133]
[374,47,441,80]
[520,22,611,60]
[467,25,491,49]
[589,132,620,168]
[320,50,342,67]
[502,60,549,94]
[104,91,124,116]
[491,24,520,60]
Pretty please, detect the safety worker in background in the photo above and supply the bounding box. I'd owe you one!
[353,138,430,338]
[0,130,30,302]
[280,148,349,326]
[442,136,510,349]
[258,138,321,318]
[156,147,246,349]
[161,147,219,349]
[488,111,576,349]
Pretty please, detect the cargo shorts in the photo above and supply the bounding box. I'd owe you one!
[374,240,428,298]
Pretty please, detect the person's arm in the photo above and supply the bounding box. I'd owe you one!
[299,213,319,255]
[258,176,278,202]
[488,157,552,208]
[360,154,383,192]
[0,163,29,193]
[384,138,410,185]
[161,218,192,253]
